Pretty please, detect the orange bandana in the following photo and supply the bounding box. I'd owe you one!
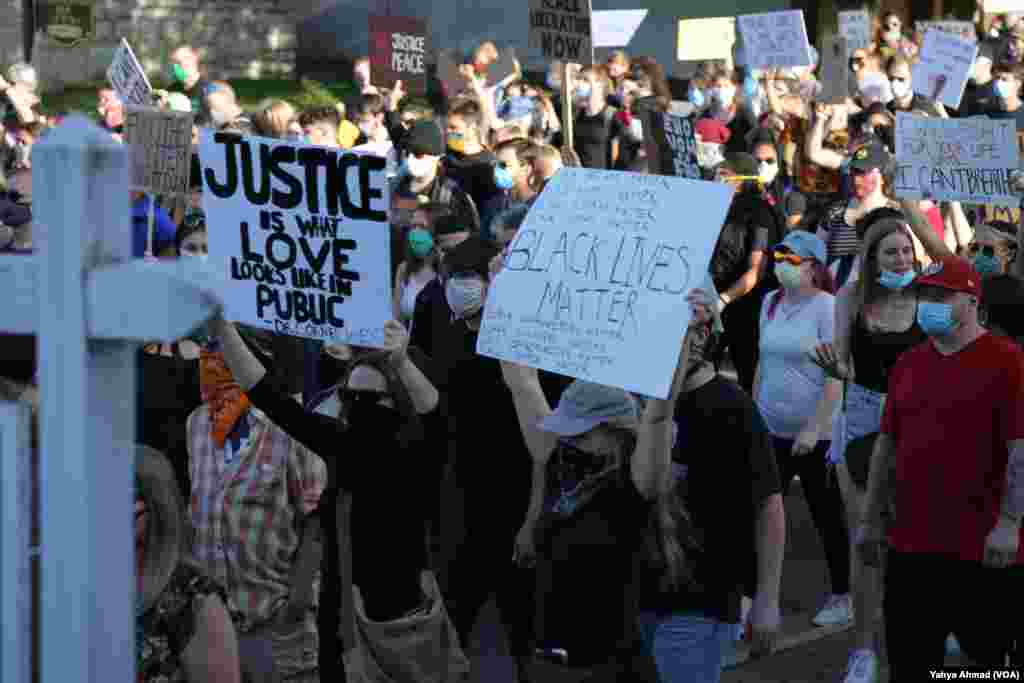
[199,349,251,449]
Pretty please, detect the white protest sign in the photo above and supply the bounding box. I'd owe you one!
[199,130,392,347]
[818,34,850,104]
[529,0,594,64]
[736,10,813,69]
[677,17,736,62]
[123,106,194,197]
[913,29,978,109]
[838,11,871,51]
[106,38,152,107]
[915,20,977,42]
[894,113,1019,206]
[0,400,31,683]
[984,0,1024,12]
[592,10,647,48]
[476,168,733,398]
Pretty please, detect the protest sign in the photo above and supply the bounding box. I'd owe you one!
[893,113,1019,206]
[368,15,429,96]
[122,106,194,197]
[592,10,647,48]
[914,20,977,42]
[817,34,850,104]
[838,11,871,51]
[736,10,814,69]
[984,0,1023,12]
[198,130,392,347]
[107,38,152,107]
[913,29,978,109]
[476,168,733,398]
[677,17,736,62]
[642,108,700,179]
[529,0,594,64]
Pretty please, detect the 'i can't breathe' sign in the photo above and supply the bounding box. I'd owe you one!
[198,130,393,348]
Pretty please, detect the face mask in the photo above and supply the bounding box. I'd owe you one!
[877,269,915,290]
[445,277,485,319]
[404,154,436,179]
[629,118,643,139]
[712,87,735,108]
[916,300,959,337]
[575,84,592,100]
[995,80,1013,100]
[546,73,561,90]
[345,400,401,429]
[447,131,467,154]
[494,164,514,190]
[743,75,759,98]
[758,161,779,185]
[972,252,1002,276]
[408,228,434,258]
[171,64,188,83]
[885,30,902,43]
[775,262,804,290]
[210,109,233,128]
[688,87,706,108]
[890,79,911,99]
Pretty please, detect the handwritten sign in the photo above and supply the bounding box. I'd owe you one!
[642,109,700,179]
[914,20,976,42]
[894,113,1019,206]
[677,17,736,62]
[913,29,978,109]
[199,130,392,347]
[123,106,194,197]
[736,10,813,69]
[592,10,647,48]
[106,38,152,107]
[476,168,733,398]
[984,0,1023,12]
[818,34,850,104]
[838,11,871,51]
[529,0,594,64]
[0,400,31,683]
[368,15,428,96]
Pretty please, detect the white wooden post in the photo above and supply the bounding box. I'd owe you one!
[5,114,222,683]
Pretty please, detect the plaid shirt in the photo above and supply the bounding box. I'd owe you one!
[187,405,326,632]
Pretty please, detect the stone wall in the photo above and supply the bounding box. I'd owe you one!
[3,0,297,92]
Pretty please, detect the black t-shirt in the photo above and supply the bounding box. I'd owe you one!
[710,191,783,296]
[443,149,502,218]
[955,81,997,118]
[574,106,626,170]
[634,375,780,623]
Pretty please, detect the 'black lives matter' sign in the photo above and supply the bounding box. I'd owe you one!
[369,15,429,96]
[528,0,593,64]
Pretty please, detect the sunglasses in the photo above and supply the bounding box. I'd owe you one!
[773,250,805,265]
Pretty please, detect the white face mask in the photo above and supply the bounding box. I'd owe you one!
[712,86,735,108]
[759,161,779,185]
[210,108,233,128]
[445,277,485,319]
[405,154,437,179]
[629,118,643,139]
[890,78,911,99]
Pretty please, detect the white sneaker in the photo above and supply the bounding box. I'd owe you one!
[813,594,853,627]
[841,649,879,683]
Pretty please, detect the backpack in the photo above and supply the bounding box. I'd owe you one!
[709,191,785,294]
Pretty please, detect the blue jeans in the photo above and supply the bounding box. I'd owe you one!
[636,611,733,683]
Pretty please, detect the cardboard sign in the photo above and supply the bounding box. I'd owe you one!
[528,0,594,64]
[368,15,429,96]
[736,10,814,69]
[838,11,871,51]
[592,10,647,48]
[893,113,1019,206]
[198,130,392,347]
[914,20,977,42]
[106,38,152,107]
[476,168,734,398]
[818,34,851,104]
[677,17,736,62]
[122,106,194,197]
[984,0,1024,12]
[913,29,978,109]
[642,108,701,179]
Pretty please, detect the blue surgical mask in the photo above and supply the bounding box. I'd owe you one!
[575,84,592,100]
[995,80,1013,100]
[877,269,916,290]
[972,252,1002,276]
[743,75,759,98]
[688,86,705,108]
[916,301,959,336]
[494,164,514,190]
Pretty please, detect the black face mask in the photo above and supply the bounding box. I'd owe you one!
[343,394,402,429]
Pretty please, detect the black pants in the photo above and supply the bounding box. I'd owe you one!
[885,551,1023,681]
[720,295,761,393]
[772,437,851,596]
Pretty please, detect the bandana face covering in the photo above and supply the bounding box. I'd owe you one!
[199,348,251,449]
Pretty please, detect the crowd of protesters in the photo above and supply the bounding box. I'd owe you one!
[2,7,1024,683]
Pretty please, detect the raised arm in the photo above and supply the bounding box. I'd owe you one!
[898,198,955,262]
[942,201,972,255]
[382,320,439,415]
[500,362,557,465]
[806,105,846,171]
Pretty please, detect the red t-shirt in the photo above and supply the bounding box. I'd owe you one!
[881,333,1024,563]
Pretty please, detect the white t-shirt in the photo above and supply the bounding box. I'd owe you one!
[755,290,835,439]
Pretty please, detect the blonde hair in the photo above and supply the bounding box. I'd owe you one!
[253,99,296,139]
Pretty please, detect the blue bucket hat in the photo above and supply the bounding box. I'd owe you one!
[538,380,638,437]
[779,230,826,264]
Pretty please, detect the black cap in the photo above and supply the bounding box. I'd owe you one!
[405,121,444,156]
[849,142,893,173]
[444,235,500,280]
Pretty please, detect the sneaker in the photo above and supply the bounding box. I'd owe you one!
[945,634,961,657]
[841,649,879,683]
[737,596,753,642]
[813,594,854,627]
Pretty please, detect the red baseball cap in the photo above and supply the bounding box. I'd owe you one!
[695,118,731,145]
[912,257,982,298]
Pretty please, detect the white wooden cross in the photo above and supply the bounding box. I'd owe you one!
[0,115,220,683]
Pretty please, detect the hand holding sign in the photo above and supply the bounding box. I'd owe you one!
[382,319,410,364]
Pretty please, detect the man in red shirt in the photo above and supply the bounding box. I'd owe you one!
[858,257,1024,677]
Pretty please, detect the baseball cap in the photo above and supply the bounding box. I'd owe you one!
[848,141,892,173]
[537,380,639,437]
[778,230,826,264]
[405,121,444,156]
[912,257,982,298]
[695,118,732,145]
